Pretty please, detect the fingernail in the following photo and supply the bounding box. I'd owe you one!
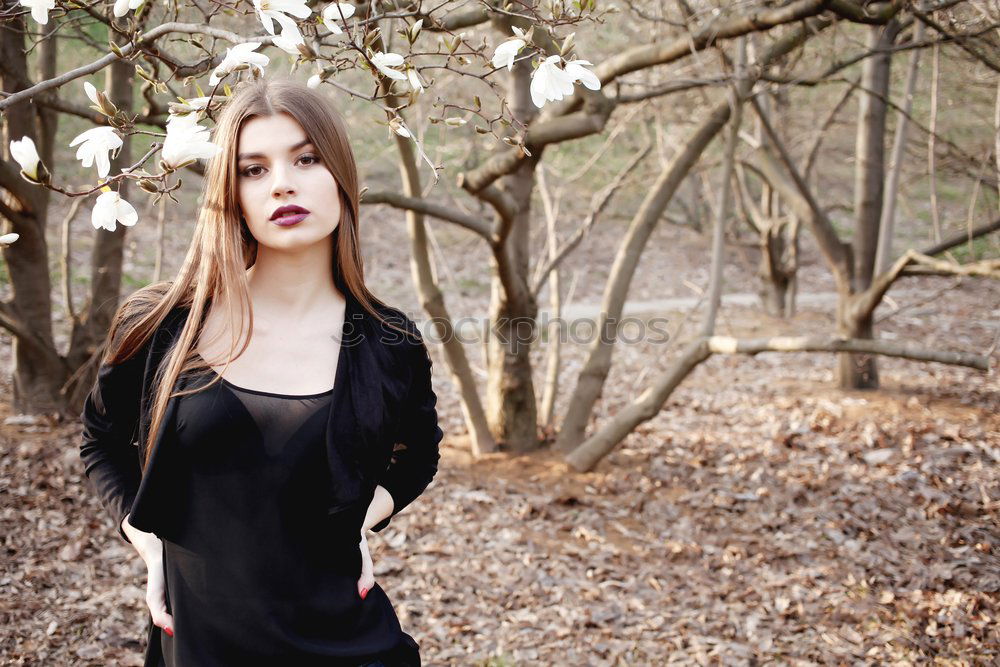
[360,587,368,600]
[164,627,174,637]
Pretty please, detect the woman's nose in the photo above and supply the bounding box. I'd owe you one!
[270,167,296,197]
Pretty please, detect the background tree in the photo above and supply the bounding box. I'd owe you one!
[1,0,997,467]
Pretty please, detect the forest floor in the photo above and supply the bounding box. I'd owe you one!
[2,212,999,665]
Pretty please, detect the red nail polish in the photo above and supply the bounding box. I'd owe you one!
[164,627,174,637]
[360,587,368,600]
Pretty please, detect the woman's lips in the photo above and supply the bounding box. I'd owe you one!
[272,212,309,226]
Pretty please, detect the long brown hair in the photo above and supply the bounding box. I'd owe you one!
[102,75,400,470]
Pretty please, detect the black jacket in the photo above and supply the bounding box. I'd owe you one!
[79,290,443,543]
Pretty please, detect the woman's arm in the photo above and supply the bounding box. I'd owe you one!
[79,346,147,544]
[369,337,443,533]
[362,485,394,532]
[121,512,176,636]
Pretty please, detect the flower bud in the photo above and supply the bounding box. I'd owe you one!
[138,179,159,193]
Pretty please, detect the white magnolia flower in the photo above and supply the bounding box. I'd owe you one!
[563,59,602,91]
[10,136,40,180]
[83,81,101,106]
[209,42,269,86]
[388,117,410,138]
[307,73,322,89]
[271,19,306,55]
[168,96,214,116]
[112,0,142,17]
[370,51,407,81]
[69,126,123,178]
[491,37,525,71]
[407,68,425,93]
[18,0,55,24]
[91,190,138,232]
[529,55,575,109]
[253,0,311,36]
[181,96,212,111]
[0,233,20,246]
[162,112,221,169]
[321,2,355,34]
[408,18,423,41]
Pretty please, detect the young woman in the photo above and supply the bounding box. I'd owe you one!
[79,77,443,666]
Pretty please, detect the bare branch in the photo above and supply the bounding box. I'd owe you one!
[804,78,859,181]
[913,6,1000,73]
[902,253,1000,278]
[853,224,1000,320]
[360,190,492,239]
[705,332,989,369]
[0,22,257,111]
[0,196,31,229]
[566,329,990,471]
[457,0,841,195]
[459,103,615,194]
[0,300,53,359]
[531,139,653,296]
[920,216,1000,256]
[60,197,86,324]
[480,185,520,243]
[591,0,833,90]
[0,159,26,195]
[744,100,853,283]
[614,75,729,104]
[827,0,908,25]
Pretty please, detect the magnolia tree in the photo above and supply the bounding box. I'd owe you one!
[0,0,608,418]
[2,0,997,463]
[6,0,604,190]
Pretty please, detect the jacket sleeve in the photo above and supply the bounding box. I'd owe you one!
[79,346,146,544]
[370,337,443,533]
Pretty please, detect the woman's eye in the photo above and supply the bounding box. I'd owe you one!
[299,154,319,165]
[241,166,262,177]
[239,154,319,177]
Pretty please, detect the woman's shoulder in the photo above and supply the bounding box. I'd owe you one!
[115,281,188,332]
[363,297,423,346]
[122,280,174,310]
[107,282,189,360]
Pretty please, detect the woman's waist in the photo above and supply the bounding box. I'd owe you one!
[164,535,362,592]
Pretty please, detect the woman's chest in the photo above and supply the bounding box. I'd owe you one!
[197,325,344,396]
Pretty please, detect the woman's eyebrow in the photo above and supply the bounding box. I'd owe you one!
[237,138,313,161]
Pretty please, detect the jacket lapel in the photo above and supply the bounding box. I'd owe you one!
[127,306,189,537]
[326,290,392,513]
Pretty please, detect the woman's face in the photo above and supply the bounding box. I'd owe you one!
[236,112,342,250]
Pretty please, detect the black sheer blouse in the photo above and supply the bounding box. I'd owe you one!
[152,370,414,666]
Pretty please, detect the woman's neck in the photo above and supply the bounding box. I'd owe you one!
[245,244,343,324]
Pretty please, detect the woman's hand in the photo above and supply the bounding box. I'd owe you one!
[357,531,375,600]
[121,514,175,637]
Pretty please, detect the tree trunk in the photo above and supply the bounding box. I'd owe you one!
[483,13,542,452]
[0,3,63,413]
[554,18,828,453]
[486,155,540,451]
[701,37,745,337]
[842,20,898,389]
[536,166,561,432]
[393,133,497,456]
[734,163,799,318]
[875,17,924,276]
[757,216,799,318]
[754,85,799,318]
